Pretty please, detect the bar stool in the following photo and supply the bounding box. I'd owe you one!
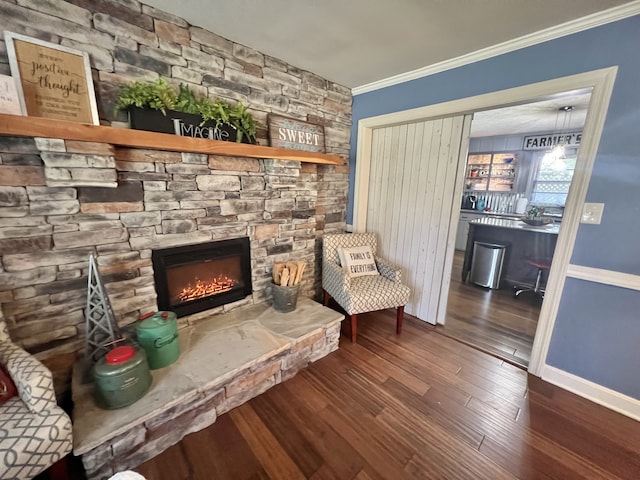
[513,259,551,298]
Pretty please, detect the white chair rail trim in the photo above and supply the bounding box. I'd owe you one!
[566,264,640,292]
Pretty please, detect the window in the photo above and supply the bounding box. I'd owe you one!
[530,149,576,206]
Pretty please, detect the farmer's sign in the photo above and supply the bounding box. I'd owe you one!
[523,131,582,150]
[268,114,325,153]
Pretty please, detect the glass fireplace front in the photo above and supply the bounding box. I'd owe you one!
[152,237,252,317]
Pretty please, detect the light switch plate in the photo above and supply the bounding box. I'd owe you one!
[582,202,605,224]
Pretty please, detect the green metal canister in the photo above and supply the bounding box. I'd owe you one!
[93,345,152,410]
[135,311,180,370]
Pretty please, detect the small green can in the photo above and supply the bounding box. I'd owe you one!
[136,311,180,370]
[93,345,152,410]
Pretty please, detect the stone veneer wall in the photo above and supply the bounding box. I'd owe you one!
[0,0,351,396]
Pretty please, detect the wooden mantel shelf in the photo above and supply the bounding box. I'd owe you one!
[0,114,343,165]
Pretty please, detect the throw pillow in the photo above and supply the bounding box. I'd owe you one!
[338,245,379,278]
[0,365,18,406]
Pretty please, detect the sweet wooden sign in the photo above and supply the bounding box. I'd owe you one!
[268,114,325,153]
[4,32,99,125]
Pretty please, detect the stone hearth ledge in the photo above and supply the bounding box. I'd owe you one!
[72,298,343,479]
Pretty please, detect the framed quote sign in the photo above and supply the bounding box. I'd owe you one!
[4,31,99,125]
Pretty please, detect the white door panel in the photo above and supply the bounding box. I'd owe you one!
[366,115,471,323]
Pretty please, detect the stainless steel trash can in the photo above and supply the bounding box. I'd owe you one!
[470,241,507,289]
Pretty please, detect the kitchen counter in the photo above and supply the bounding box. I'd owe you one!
[461,209,562,220]
[470,217,560,234]
[460,209,521,218]
[462,217,559,286]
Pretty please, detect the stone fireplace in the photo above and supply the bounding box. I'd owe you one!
[0,123,349,478]
[0,0,352,401]
[152,237,252,317]
[0,136,349,397]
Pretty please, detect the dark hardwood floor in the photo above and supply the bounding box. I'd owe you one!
[440,251,541,367]
[132,311,640,479]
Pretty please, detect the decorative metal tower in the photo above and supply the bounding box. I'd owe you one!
[84,254,121,361]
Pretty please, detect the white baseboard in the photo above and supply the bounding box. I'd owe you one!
[345,224,354,232]
[542,365,640,421]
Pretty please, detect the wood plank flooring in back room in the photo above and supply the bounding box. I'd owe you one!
[439,251,541,367]
[135,312,640,480]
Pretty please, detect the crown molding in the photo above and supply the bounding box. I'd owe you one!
[352,1,640,96]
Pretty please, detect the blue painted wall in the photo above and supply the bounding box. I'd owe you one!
[547,278,640,398]
[350,15,640,399]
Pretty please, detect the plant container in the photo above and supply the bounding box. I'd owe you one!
[128,107,252,143]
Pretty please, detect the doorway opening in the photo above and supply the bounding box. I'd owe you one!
[438,92,592,368]
[353,68,617,375]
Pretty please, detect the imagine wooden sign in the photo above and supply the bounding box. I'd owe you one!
[5,32,99,125]
[268,114,325,153]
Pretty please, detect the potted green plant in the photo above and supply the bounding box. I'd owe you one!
[115,79,257,144]
[521,205,551,226]
[228,101,258,145]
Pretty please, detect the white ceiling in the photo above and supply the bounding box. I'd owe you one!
[141,0,633,89]
[470,91,592,137]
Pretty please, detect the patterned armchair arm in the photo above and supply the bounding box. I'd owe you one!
[376,257,403,283]
[322,259,351,296]
[1,341,57,413]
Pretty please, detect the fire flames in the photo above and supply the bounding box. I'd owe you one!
[177,275,236,302]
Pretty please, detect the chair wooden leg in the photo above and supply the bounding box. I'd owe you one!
[350,314,357,343]
[396,306,404,334]
[48,455,69,480]
[323,290,330,306]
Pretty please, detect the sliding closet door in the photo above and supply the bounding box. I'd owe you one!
[366,115,471,323]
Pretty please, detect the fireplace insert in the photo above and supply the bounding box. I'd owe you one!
[152,237,252,317]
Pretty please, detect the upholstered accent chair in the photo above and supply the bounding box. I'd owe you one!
[322,233,411,343]
[0,318,72,480]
